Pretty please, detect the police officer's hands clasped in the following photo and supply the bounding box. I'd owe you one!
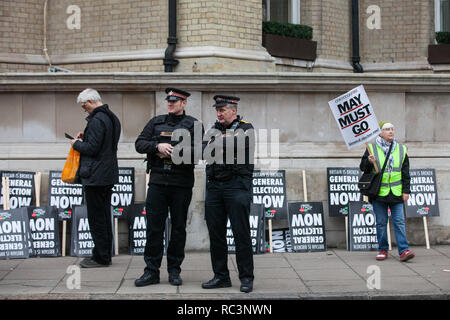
[157,143,173,158]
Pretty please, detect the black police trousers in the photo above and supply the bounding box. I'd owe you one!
[84,185,113,265]
[144,183,192,276]
[205,176,254,282]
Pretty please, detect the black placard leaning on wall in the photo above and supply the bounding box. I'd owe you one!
[1,171,35,210]
[327,167,362,217]
[126,203,169,256]
[226,203,264,254]
[70,205,115,257]
[348,201,378,251]
[0,208,30,259]
[111,167,135,218]
[252,170,287,219]
[288,202,326,252]
[405,169,440,217]
[267,228,292,253]
[48,170,84,220]
[27,206,61,257]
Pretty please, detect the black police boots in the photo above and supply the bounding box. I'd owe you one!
[202,277,232,289]
[240,278,253,293]
[134,271,160,287]
[169,273,183,286]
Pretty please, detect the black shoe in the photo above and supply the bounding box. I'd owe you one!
[134,271,160,287]
[240,279,253,293]
[79,257,110,268]
[202,277,232,289]
[169,273,183,286]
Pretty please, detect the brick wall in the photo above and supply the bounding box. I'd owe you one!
[0,0,441,73]
[46,0,167,55]
[0,0,43,55]
[178,0,262,50]
[360,0,433,63]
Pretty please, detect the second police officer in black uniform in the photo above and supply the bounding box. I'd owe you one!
[202,95,255,293]
[134,87,201,287]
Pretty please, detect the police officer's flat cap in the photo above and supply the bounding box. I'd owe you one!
[165,87,191,101]
[212,95,240,107]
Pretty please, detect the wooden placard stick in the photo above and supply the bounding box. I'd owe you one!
[114,216,119,255]
[423,216,430,249]
[365,142,379,173]
[2,177,8,210]
[34,172,41,207]
[62,220,67,256]
[4,177,10,210]
[387,218,392,251]
[302,170,308,202]
[268,219,273,253]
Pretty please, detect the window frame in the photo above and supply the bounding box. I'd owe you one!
[263,0,301,24]
[435,0,450,32]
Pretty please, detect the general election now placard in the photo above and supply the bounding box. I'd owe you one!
[405,169,440,218]
[70,205,115,257]
[27,206,61,257]
[348,202,378,251]
[48,170,83,220]
[328,85,380,149]
[288,202,326,252]
[227,204,264,254]
[327,167,362,216]
[252,170,287,220]
[0,208,30,259]
[267,228,292,253]
[1,171,35,209]
[125,203,168,256]
[111,167,135,218]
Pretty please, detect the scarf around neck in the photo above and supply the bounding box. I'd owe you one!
[376,136,397,174]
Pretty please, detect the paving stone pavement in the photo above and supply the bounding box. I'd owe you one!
[0,246,449,300]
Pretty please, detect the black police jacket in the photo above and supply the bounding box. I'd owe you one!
[73,104,121,186]
[204,116,255,181]
[135,111,200,188]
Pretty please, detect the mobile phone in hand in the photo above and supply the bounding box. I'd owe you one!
[64,133,74,140]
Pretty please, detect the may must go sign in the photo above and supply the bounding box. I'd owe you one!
[328,85,380,149]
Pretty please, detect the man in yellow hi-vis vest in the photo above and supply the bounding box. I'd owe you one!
[360,121,415,262]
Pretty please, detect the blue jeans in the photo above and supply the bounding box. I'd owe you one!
[372,201,409,255]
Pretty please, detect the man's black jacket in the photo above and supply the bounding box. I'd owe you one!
[204,116,255,182]
[73,104,121,186]
[135,112,201,188]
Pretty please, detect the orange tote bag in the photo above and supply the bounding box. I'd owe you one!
[61,146,80,184]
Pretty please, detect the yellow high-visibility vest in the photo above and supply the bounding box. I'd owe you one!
[368,142,407,197]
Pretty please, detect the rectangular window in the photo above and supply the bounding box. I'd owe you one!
[262,0,300,24]
[442,0,450,31]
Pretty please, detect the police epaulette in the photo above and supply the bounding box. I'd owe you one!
[239,120,250,124]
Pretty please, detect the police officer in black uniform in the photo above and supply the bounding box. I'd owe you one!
[134,87,201,287]
[202,95,255,293]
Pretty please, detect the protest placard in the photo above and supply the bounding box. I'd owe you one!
[126,203,169,255]
[327,167,362,216]
[328,85,380,149]
[226,204,264,254]
[0,208,30,259]
[288,202,326,252]
[405,169,440,217]
[266,228,292,253]
[111,167,135,218]
[252,170,287,220]
[70,205,115,257]
[48,170,83,220]
[27,206,61,257]
[1,171,35,210]
[348,201,378,251]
